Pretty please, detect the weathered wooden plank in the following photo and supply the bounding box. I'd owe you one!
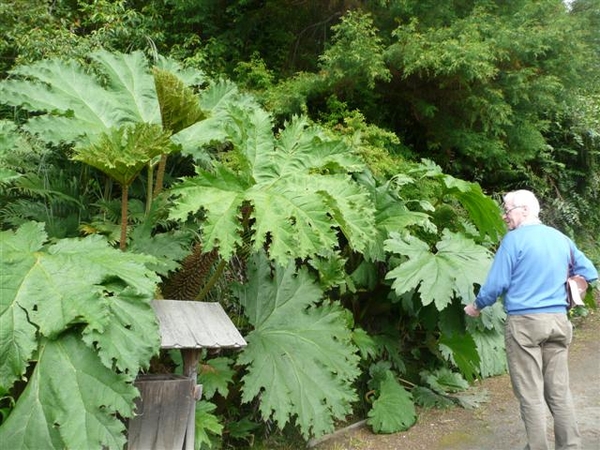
[128,374,195,450]
[152,300,247,349]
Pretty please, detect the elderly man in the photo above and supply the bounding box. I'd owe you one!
[464,189,598,450]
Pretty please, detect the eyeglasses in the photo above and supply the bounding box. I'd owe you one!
[503,205,523,215]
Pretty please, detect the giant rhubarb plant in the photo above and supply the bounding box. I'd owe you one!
[167,101,380,439]
[0,222,160,449]
[0,50,202,250]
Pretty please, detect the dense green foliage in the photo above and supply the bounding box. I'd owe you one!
[0,0,598,448]
[0,222,160,448]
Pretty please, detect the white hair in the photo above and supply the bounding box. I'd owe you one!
[504,190,540,218]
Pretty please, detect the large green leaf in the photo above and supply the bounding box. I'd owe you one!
[438,332,480,383]
[169,110,376,264]
[153,67,205,134]
[172,80,260,160]
[0,221,160,446]
[234,251,360,439]
[384,229,492,310]
[1,224,158,339]
[468,302,507,377]
[270,115,365,178]
[169,165,249,255]
[470,327,507,378]
[198,357,236,400]
[72,122,172,186]
[0,50,161,146]
[90,50,161,124]
[0,334,138,450]
[408,159,506,242]
[194,400,223,449]
[0,223,45,387]
[81,285,160,376]
[442,174,506,242]
[250,177,328,257]
[367,370,416,433]
[420,367,469,394]
[356,172,436,261]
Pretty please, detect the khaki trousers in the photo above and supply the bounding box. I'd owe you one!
[505,314,581,450]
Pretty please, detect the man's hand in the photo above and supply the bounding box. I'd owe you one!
[464,303,481,317]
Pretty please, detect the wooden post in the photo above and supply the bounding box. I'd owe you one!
[182,349,202,450]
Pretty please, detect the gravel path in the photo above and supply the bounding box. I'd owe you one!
[313,310,600,450]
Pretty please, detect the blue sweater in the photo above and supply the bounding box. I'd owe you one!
[474,224,598,315]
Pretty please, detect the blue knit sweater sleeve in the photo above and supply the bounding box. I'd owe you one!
[474,238,513,310]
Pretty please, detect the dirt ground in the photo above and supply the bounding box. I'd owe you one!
[311,307,600,450]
